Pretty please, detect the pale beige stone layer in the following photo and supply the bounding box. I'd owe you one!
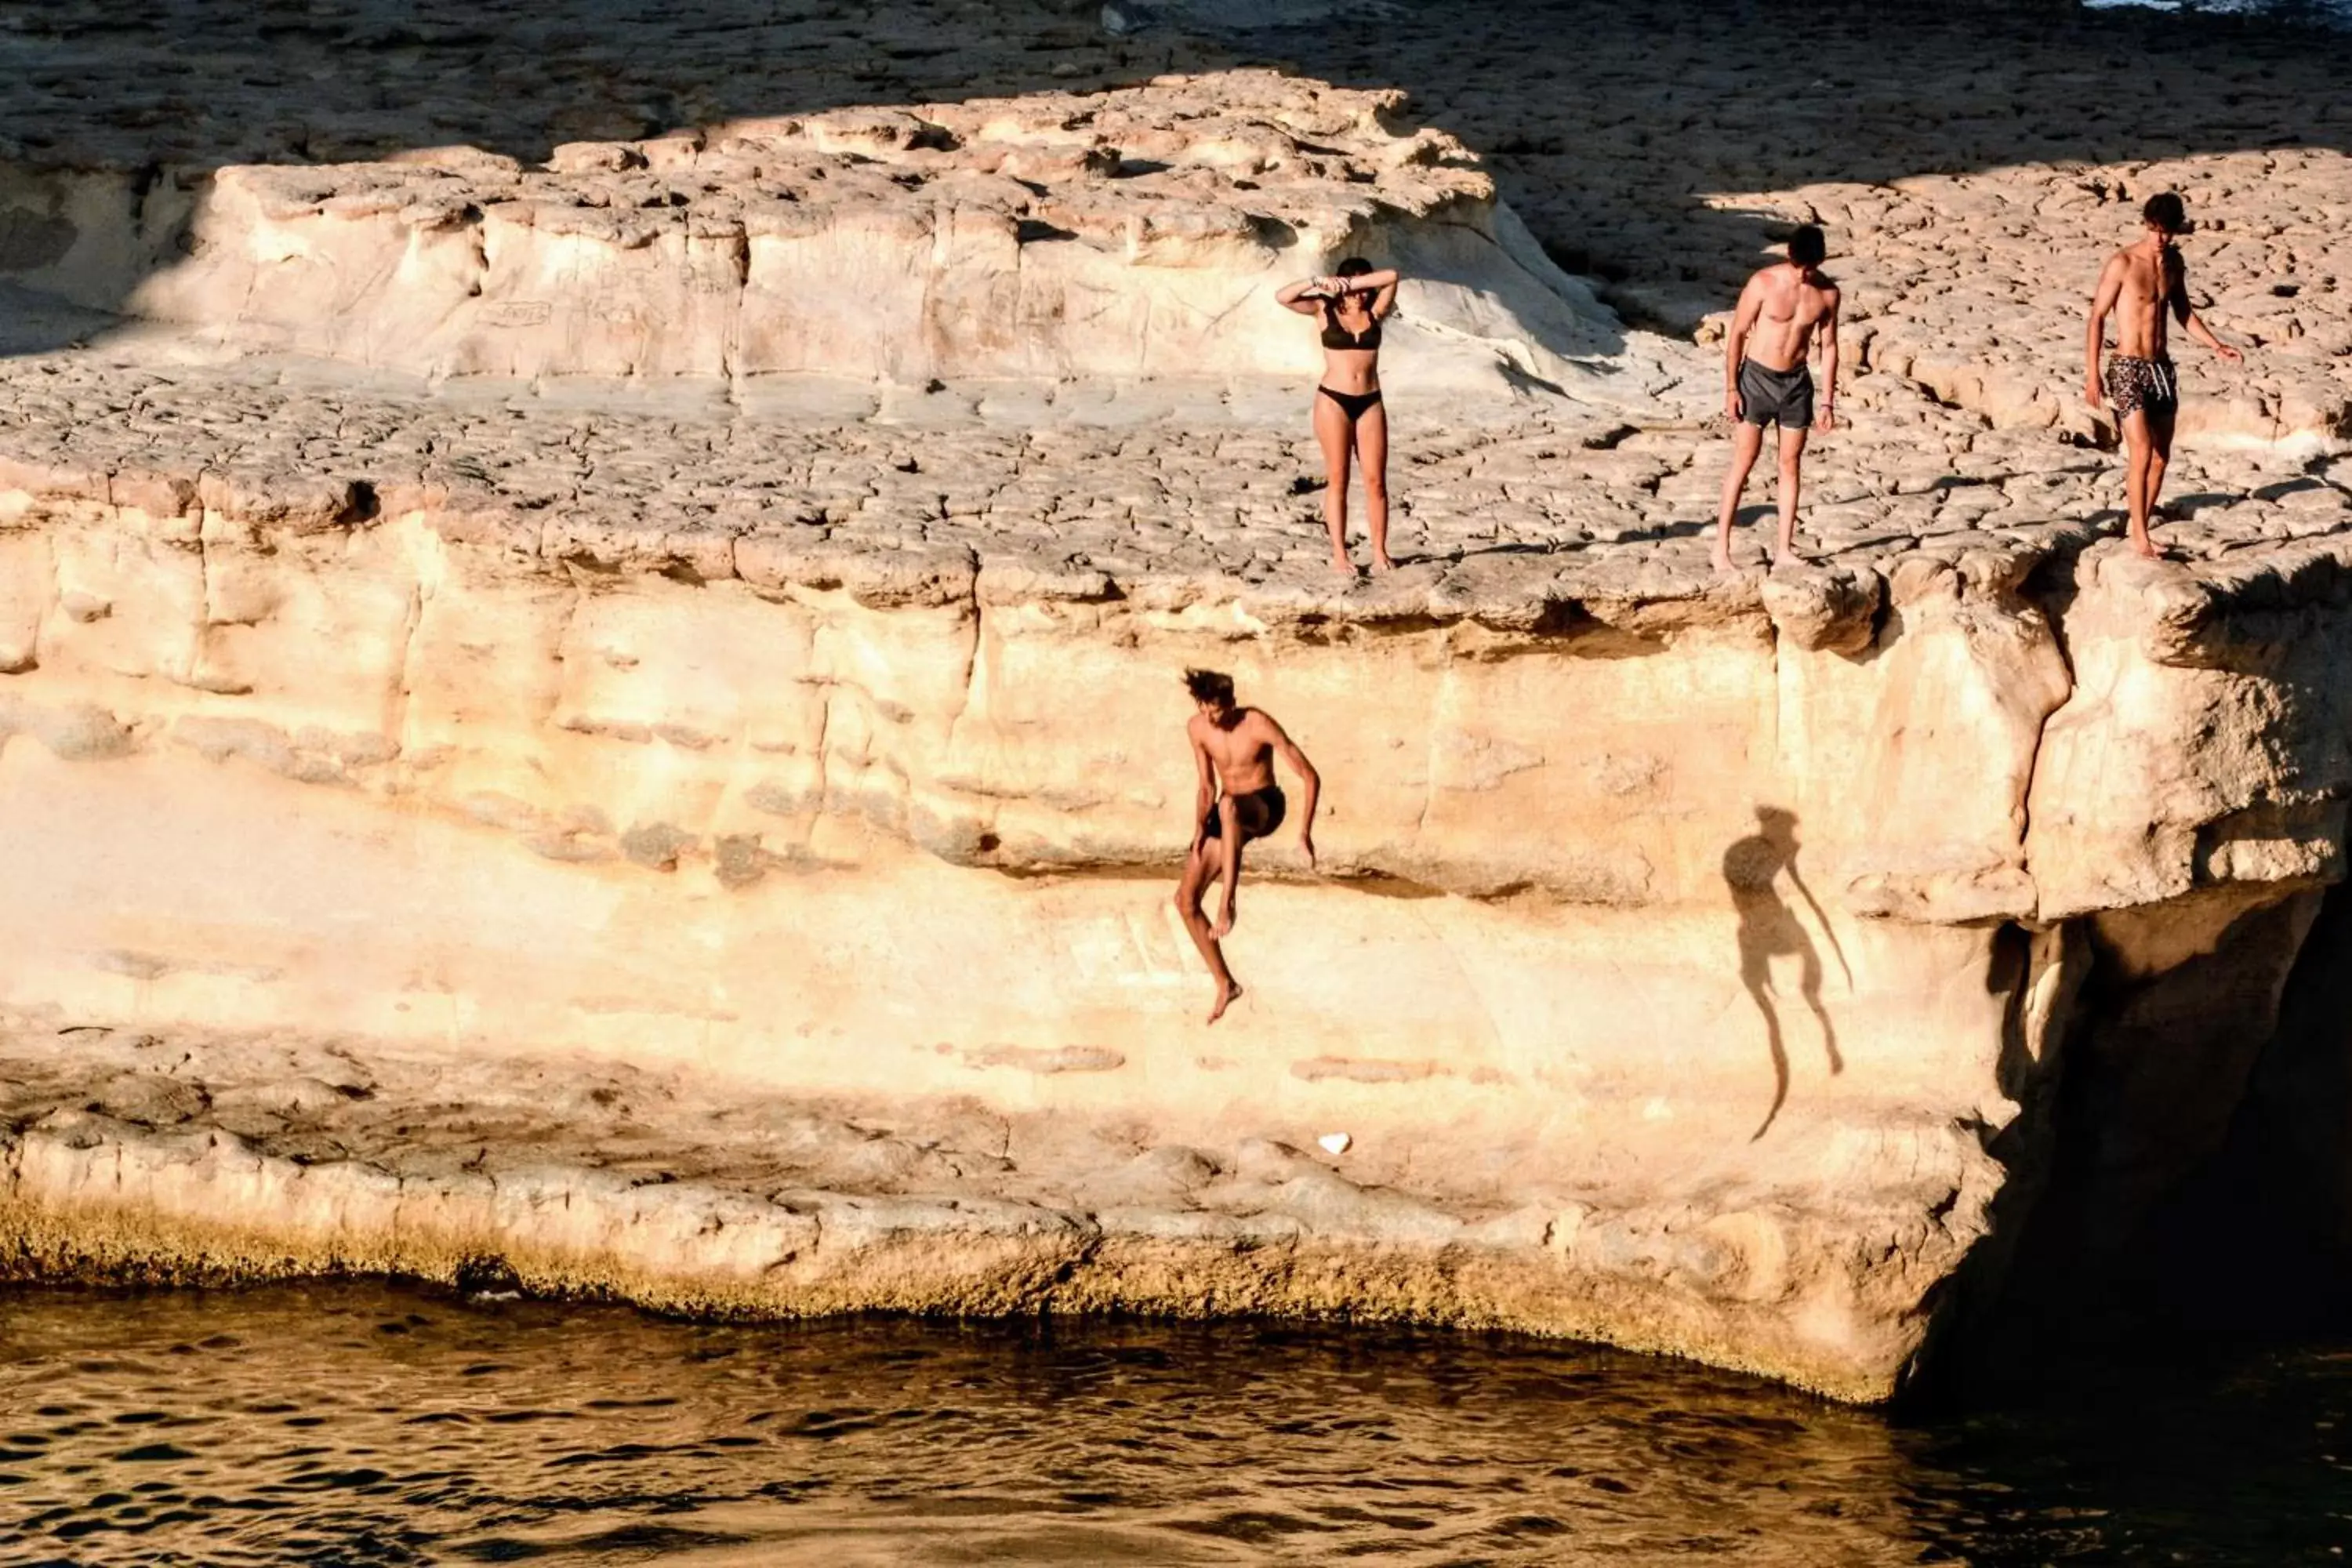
[1,433,2347,1397]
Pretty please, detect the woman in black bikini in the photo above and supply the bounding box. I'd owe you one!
[1276,256,1399,574]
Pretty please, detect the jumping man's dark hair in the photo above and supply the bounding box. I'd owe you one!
[1183,668,1236,707]
[1334,256,1374,278]
[1788,225,1827,267]
[2143,192,2187,233]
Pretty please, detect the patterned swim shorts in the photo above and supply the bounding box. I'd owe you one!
[2103,355,2180,420]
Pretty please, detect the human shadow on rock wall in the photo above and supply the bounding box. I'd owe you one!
[1723,806,1849,1141]
[1,0,2347,363]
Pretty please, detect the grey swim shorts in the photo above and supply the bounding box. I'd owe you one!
[1738,358,1815,430]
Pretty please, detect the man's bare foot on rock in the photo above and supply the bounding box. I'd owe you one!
[1207,982,1242,1025]
[1330,553,1357,575]
[1371,554,1398,574]
[1711,550,1736,575]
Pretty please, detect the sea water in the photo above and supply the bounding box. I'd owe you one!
[2,1281,2349,1565]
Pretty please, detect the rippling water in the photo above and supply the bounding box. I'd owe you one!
[2,1283,2350,1565]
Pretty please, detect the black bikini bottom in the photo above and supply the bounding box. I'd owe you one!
[1203,786,1287,844]
[1317,386,1383,421]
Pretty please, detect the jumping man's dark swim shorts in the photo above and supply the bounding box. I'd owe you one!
[1738,358,1815,430]
[1203,786,1287,844]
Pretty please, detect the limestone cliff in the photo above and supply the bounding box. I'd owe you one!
[1,0,2349,1403]
[3,404,2347,1398]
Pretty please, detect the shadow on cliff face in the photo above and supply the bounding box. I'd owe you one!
[2061,886,2352,1330]
[1722,805,1849,1140]
[0,0,2346,358]
[1928,883,2352,1405]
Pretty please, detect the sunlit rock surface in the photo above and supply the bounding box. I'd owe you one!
[0,0,2348,1402]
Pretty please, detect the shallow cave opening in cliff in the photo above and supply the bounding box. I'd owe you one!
[2124,881,2352,1338]
[1943,880,2352,1406]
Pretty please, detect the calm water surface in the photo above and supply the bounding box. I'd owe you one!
[2,1282,2350,1566]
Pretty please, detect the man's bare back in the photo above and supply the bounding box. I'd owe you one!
[2093,242,2183,363]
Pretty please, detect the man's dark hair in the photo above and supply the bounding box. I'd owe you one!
[1334,256,1374,278]
[1184,668,1236,707]
[1788,225,1827,267]
[2143,192,2187,234]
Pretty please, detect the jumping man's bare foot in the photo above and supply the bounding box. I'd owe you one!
[1711,548,1736,575]
[1371,554,1398,573]
[1330,552,1356,575]
[1207,980,1242,1025]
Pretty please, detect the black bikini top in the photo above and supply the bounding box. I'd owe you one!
[1319,303,1381,351]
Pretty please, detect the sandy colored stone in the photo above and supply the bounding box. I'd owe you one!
[0,0,2347,1404]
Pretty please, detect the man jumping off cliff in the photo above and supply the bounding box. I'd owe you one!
[1174,668,1319,1025]
[2085,191,2244,560]
[1713,225,1840,574]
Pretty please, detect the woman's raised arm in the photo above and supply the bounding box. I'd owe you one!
[1275,275,1336,316]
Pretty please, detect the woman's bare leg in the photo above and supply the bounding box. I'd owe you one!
[1312,391,1356,573]
[1357,398,1394,571]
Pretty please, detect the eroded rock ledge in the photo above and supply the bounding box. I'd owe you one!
[1,405,2347,1399]
[0,1018,1987,1401]
[5,70,1685,403]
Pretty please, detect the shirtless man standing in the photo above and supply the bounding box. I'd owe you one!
[1173,668,1319,1025]
[2085,192,2244,559]
[1713,225,1840,573]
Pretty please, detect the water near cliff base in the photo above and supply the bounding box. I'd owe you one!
[2,1283,2347,1566]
